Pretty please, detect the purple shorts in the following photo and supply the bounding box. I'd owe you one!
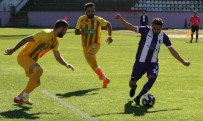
[130,62,159,81]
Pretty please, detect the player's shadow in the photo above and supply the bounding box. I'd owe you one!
[56,88,100,98]
[124,100,151,116]
[124,100,182,116]
[0,104,55,119]
[0,35,29,40]
[93,100,182,117]
[0,35,28,37]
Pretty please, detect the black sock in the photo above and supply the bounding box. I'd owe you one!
[196,34,198,41]
[191,34,193,41]
[136,77,156,99]
[129,81,137,89]
[132,84,137,89]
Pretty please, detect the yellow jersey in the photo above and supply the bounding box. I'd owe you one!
[75,15,108,48]
[19,29,59,61]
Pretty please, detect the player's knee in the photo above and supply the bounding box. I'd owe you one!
[129,80,137,87]
[36,80,41,87]
[148,75,156,79]
[33,66,43,77]
[148,75,156,83]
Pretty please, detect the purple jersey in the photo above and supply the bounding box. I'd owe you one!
[135,26,172,63]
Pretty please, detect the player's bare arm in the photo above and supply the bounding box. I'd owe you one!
[115,14,137,32]
[106,22,113,44]
[4,36,35,55]
[168,47,190,66]
[75,29,85,35]
[75,29,81,35]
[53,51,74,71]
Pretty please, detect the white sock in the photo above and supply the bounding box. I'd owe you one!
[95,66,100,70]
[22,92,29,98]
[15,96,21,100]
[103,76,106,81]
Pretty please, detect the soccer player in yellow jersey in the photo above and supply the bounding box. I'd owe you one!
[75,2,113,88]
[4,19,74,105]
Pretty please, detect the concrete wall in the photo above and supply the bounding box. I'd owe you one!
[0,12,10,26]
[0,11,201,28]
[28,11,203,29]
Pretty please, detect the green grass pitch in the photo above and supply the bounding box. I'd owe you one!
[0,28,202,121]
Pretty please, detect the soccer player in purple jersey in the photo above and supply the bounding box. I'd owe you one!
[115,14,190,106]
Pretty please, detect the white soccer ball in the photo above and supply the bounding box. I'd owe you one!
[141,93,155,107]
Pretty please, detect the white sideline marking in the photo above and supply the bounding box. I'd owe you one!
[42,90,98,121]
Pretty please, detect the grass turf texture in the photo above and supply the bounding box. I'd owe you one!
[0,28,202,121]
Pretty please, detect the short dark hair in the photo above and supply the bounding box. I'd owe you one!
[152,18,163,26]
[84,2,95,10]
[54,19,69,29]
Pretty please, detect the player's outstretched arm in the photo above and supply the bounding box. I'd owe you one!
[115,14,137,32]
[106,22,113,44]
[75,29,82,35]
[4,36,34,55]
[53,51,74,71]
[168,47,190,66]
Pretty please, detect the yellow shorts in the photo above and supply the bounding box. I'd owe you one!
[83,43,100,55]
[17,55,36,77]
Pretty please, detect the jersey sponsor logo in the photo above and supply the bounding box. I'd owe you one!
[94,22,97,26]
[40,47,46,51]
[85,29,96,34]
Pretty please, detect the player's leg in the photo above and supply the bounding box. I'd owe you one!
[84,44,110,88]
[83,44,100,75]
[14,55,42,105]
[134,63,158,106]
[18,64,43,102]
[190,26,195,43]
[84,52,104,80]
[129,62,146,98]
[196,26,199,42]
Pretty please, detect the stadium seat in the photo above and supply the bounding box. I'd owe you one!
[170,8,175,12]
[154,4,158,8]
[147,4,151,8]
[134,4,139,7]
[142,3,147,8]
[150,8,155,12]
[186,1,190,4]
[162,4,167,8]
[158,8,163,12]
[178,4,183,10]
[178,1,182,4]
[187,8,191,12]
[155,0,159,4]
[166,1,170,4]
[159,4,163,8]
[175,8,179,12]
[182,1,186,4]
[146,0,151,4]
[138,3,143,8]
[154,7,158,11]
[191,4,194,9]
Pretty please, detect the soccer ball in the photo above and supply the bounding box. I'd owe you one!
[141,93,155,107]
